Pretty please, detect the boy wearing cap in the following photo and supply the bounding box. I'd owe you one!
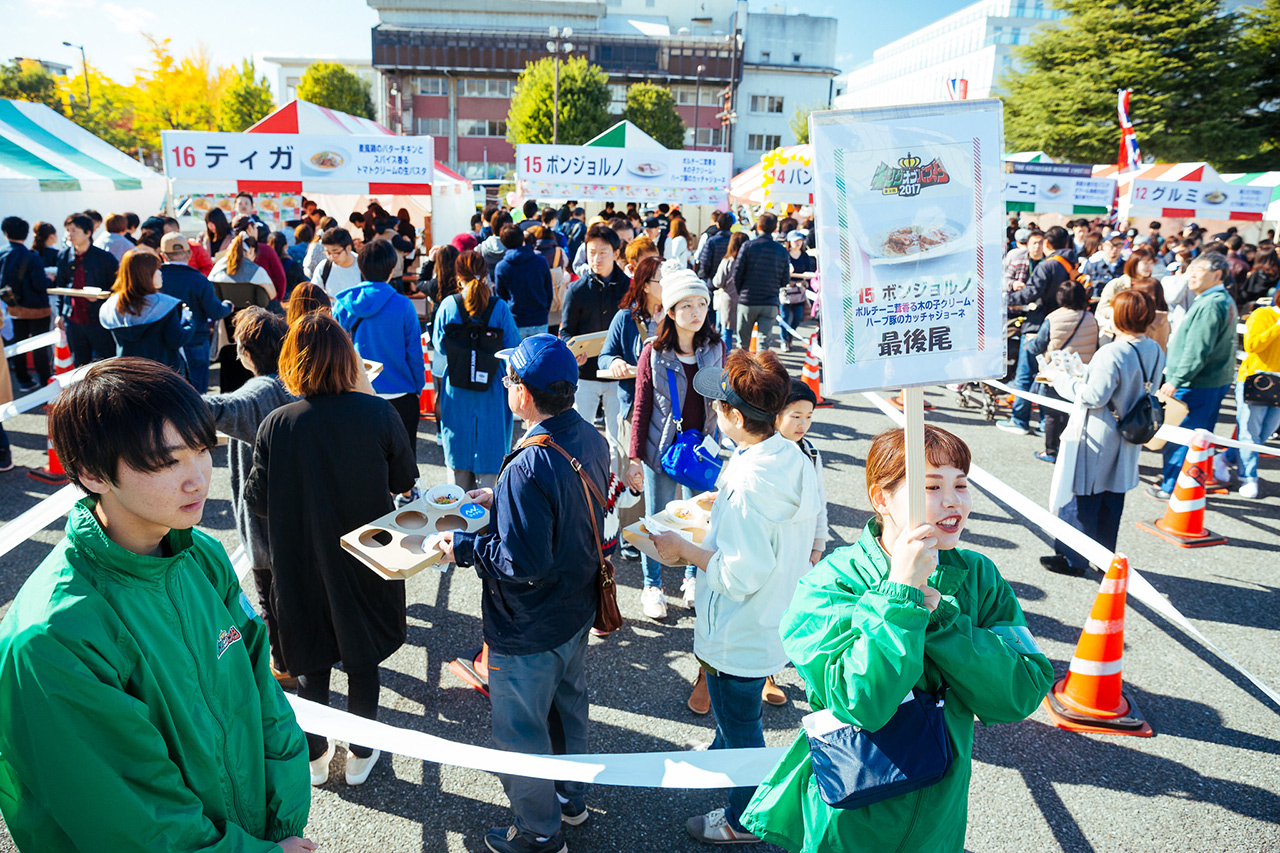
[1080,231,1126,299]
[436,334,610,853]
[160,232,234,392]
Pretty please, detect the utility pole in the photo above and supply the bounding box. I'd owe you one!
[693,64,705,149]
[547,27,574,145]
[62,41,89,111]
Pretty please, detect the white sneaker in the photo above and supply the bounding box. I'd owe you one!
[1239,479,1259,499]
[640,585,668,620]
[680,576,697,608]
[1213,454,1231,484]
[345,748,381,786]
[309,741,335,786]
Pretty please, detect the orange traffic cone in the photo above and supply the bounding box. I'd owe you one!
[28,436,68,486]
[748,322,759,353]
[449,642,490,698]
[1203,427,1233,493]
[1043,554,1154,736]
[802,334,834,408]
[419,333,437,421]
[51,329,74,379]
[1137,429,1227,547]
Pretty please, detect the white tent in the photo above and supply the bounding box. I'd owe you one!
[0,98,166,226]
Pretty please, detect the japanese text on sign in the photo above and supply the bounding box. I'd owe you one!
[161,131,434,186]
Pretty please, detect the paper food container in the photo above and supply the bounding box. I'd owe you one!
[620,493,715,566]
[363,359,384,383]
[565,331,608,359]
[341,493,490,580]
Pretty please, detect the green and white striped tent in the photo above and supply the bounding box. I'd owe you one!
[0,98,166,226]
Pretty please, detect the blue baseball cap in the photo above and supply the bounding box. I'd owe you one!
[497,334,579,392]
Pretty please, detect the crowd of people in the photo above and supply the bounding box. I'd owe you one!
[0,188,1272,853]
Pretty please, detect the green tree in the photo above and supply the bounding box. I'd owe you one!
[506,56,612,146]
[0,59,63,112]
[621,82,684,149]
[788,102,826,145]
[1233,0,1280,169]
[296,61,374,119]
[1001,0,1258,168]
[217,60,275,131]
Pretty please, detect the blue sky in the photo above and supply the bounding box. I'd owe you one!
[1,0,968,90]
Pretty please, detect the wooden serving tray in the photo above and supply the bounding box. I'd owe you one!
[47,287,108,300]
[565,331,608,359]
[341,493,490,580]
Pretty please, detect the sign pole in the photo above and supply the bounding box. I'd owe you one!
[903,386,927,530]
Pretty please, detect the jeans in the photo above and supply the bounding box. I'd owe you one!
[1010,334,1039,429]
[574,379,621,474]
[736,303,777,352]
[66,320,114,367]
[517,324,549,340]
[640,462,695,588]
[705,668,767,832]
[1055,491,1125,570]
[1228,381,1280,481]
[780,302,805,346]
[1160,385,1229,492]
[716,309,736,350]
[184,338,211,393]
[7,316,52,386]
[489,621,592,841]
[296,665,381,760]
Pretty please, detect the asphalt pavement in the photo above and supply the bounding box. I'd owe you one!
[2,337,1278,853]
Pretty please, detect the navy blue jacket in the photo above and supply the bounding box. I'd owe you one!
[494,246,554,327]
[54,245,118,322]
[696,229,731,281]
[598,307,649,411]
[560,265,630,382]
[0,241,49,310]
[1008,250,1072,335]
[98,292,193,370]
[160,262,232,342]
[454,409,610,655]
[734,233,791,306]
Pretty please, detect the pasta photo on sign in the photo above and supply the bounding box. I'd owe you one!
[809,101,1006,395]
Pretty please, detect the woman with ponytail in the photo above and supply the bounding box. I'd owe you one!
[210,232,276,392]
[431,250,520,490]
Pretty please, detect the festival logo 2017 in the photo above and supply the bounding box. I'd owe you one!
[870,153,951,198]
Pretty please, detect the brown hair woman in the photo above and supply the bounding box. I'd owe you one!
[99,249,191,372]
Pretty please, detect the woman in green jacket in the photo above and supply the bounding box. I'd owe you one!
[741,425,1053,852]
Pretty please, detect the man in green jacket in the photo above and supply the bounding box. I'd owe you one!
[1151,252,1239,499]
[0,358,315,852]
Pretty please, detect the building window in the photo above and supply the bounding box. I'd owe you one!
[415,76,447,96]
[749,95,784,114]
[760,51,771,63]
[460,78,512,98]
[793,53,802,63]
[416,117,449,135]
[458,161,515,181]
[747,133,781,151]
[457,119,508,137]
[686,126,723,147]
[675,86,717,106]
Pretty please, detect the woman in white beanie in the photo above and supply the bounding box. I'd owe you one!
[627,267,725,631]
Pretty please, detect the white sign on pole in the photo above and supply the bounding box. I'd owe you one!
[1128,180,1270,216]
[161,131,434,187]
[810,100,1006,395]
[516,144,732,204]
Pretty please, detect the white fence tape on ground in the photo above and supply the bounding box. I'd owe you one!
[983,378,1280,459]
[3,330,58,360]
[861,390,1280,712]
[0,363,93,422]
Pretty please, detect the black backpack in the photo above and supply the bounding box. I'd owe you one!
[1108,341,1164,445]
[443,294,503,392]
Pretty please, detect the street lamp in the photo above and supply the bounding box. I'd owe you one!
[693,64,706,150]
[547,27,574,145]
[62,41,89,112]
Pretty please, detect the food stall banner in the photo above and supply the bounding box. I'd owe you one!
[515,144,732,204]
[810,100,1006,394]
[1003,161,1115,214]
[1129,179,1270,220]
[161,131,433,194]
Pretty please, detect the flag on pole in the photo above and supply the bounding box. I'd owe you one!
[946,78,969,101]
[1117,89,1142,172]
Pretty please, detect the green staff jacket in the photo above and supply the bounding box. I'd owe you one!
[741,520,1053,852]
[0,498,310,851]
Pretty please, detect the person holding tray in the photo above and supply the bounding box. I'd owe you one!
[245,313,417,788]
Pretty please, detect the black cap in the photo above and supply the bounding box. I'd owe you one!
[693,365,776,421]
[644,217,661,229]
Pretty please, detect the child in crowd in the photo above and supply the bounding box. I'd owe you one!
[740,425,1053,852]
[0,358,315,851]
[775,379,829,567]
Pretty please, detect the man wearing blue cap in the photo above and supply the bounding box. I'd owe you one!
[436,334,610,853]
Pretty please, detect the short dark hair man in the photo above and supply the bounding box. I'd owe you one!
[696,211,736,282]
[519,199,541,234]
[436,334,609,853]
[0,358,315,852]
[496,224,555,338]
[54,212,118,366]
[733,212,790,351]
[159,232,234,392]
[2,216,54,391]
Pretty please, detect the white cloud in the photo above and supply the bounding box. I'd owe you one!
[100,3,158,33]
[32,0,93,19]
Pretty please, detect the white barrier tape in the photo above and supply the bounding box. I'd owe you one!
[0,484,80,560]
[0,363,93,422]
[3,330,59,359]
[1068,658,1124,677]
[285,695,786,788]
[985,379,1280,459]
[861,390,1280,712]
[774,316,810,345]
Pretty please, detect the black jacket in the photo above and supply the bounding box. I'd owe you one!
[0,241,49,310]
[559,264,630,382]
[696,230,731,281]
[54,244,118,322]
[160,262,232,342]
[454,409,610,655]
[1008,250,1072,335]
[734,234,791,306]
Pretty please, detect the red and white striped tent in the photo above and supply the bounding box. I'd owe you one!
[1093,161,1266,223]
[729,144,814,208]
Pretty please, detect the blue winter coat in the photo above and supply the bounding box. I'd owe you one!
[98,292,192,371]
[431,294,520,474]
[494,246,554,327]
[159,262,231,343]
[333,281,425,397]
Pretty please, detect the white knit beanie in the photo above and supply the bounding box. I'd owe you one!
[661,267,710,313]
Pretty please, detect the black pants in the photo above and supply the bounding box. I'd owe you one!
[1040,387,1070,456]
[216,342,252,393]
[1055,490,1125,570]
[296,666,381,759]
[66,320,114,366]
[251,568,286,672]
[388,392,421,455]
[7,316,52,386]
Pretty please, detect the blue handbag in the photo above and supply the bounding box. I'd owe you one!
[660,366,723,492]
[804,687,952,811]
